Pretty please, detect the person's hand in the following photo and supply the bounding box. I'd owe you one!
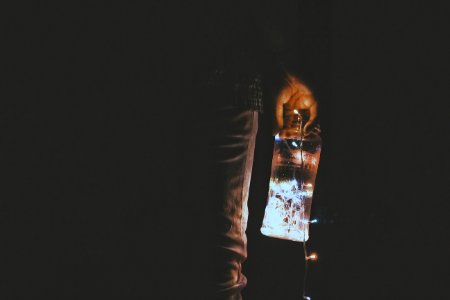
[273,73,318,138]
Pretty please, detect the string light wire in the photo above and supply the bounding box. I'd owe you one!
[299,134,311,300]
[295,110,316,300]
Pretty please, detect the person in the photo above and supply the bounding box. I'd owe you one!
[175,1,319,299]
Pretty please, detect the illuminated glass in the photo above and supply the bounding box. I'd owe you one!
[260,110,322,242]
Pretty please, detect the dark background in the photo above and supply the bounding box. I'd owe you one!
[2,1,449,299]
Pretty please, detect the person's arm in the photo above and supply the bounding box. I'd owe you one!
[250,0,318,136]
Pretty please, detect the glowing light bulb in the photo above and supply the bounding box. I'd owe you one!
[303,297,311,300]
[306,253,318,261]
[294,151,309,162]
[303,219,318,224]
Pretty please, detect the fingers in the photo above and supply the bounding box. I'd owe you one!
[304,101,318,133]
[287,82,317,134]
[291,91,314,110]
[273,76,319,136]
[278,127,302,139]
[286,92,317,135]
[286,75,312,97]
[274,87,291,135]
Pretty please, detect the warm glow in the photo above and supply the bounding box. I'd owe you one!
[306,253,318,261]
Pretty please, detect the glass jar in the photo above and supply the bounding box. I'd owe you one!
[260,109,322,242]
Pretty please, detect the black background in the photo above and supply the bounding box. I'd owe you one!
[2,1,449,299]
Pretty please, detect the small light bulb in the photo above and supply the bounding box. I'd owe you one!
[303,297,311,300]
[294,109,299,114]
[306,253,318,261]
[303,219,318,224]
